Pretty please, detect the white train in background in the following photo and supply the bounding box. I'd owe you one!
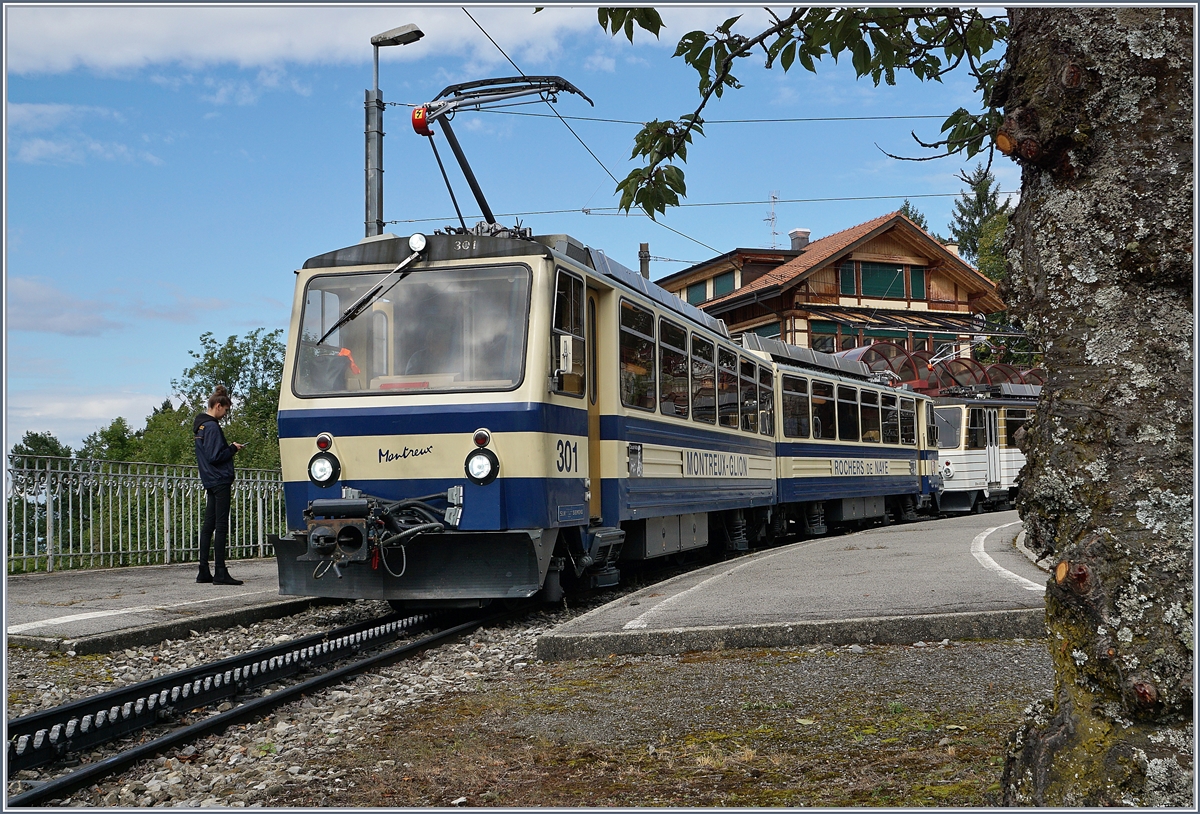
[933,383,1040,513]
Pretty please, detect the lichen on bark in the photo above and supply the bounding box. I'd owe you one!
[995,7,1193,806]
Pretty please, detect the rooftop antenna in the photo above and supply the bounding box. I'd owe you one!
[764,191,779,249]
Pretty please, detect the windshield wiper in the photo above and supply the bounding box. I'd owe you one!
[317,250,421,345]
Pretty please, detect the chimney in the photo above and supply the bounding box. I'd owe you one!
[789,228,810,251]
[943,242,960,257]
[639,242,651,278]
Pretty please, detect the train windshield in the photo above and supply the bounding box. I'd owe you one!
[294,264,531,396]
[934,406,963,449]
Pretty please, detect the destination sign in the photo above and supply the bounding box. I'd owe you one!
[685,450,750,478]
[832,459,891,476]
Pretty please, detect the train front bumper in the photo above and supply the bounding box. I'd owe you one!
[270,529,551,601]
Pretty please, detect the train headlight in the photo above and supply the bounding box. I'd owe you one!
[942,460,955,480]
[408,232,427,253]
[464,448,499,486]
[308,452,341,487]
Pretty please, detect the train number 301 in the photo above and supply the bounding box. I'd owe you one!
[555,439,579,473]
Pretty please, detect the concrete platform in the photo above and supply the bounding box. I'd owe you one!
[4,559,329,654]
[537,511,1048,661]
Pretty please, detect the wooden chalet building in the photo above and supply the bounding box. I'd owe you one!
[657,211,1007,355]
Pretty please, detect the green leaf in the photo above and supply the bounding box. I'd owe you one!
[852,38,871,76]
[781,40,797,72]
[717,15,741,34]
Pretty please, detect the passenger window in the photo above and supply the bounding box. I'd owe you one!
[739,359,758,433]
[811,381,836,440]
[860,390,881,443]
[901,398,918,445]
[1005,409,1029,448]
[552,270,586,396]
[691,336,716,425]
[966,407,988,449]
[717,349,739,429]
[658,319,689,418]
[881,394,900,444]
[758,367,775,436]
[619,300,655,411]
[837,386,860,442]
[782,376,810,439]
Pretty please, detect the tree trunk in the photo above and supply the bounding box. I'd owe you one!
[995,7,1193,805]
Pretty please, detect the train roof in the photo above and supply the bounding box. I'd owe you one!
[301,231,729,339]
[741,332,872,380]
[934,383,1042,403]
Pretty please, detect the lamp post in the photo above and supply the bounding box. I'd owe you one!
[365,23,424,237]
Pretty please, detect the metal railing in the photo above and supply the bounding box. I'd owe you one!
[4,455,287,574]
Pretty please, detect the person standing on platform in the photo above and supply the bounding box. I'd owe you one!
[193,385,245,585]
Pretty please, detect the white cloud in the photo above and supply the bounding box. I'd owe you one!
[6,278,125,335]
[7,102,123,132]
[5,6,759,75]
[6,277,231,336]
[7,102,163,165]
[583,52,616,73]
[6,388,169,452]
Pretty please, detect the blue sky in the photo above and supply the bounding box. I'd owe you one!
[4,4,1018,451]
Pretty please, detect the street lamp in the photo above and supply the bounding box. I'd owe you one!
[365,23,424,237]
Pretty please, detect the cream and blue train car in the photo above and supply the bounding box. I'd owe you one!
[739,334,940,533]
[932,383,1040,513]
[270,230,775,608]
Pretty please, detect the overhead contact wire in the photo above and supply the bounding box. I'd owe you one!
[459,8,716,253]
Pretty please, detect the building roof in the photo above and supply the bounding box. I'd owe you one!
[656,246,801,289]
[701,211,1005,314]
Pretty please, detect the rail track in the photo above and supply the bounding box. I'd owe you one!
[6,608,516,807]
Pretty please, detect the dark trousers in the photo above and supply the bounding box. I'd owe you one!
[200,484,233,569]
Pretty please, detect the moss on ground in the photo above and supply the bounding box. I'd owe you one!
[267,641,1051,807]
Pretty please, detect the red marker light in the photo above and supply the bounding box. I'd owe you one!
[473,429,491,447]
[412,106,433,137]
[316,433,333,451]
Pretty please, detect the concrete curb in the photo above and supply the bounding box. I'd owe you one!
[1015,529,1054,572]
[535,607,1047,662]
[6,598,336,655]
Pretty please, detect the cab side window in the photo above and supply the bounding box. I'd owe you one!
[551,270,585,396]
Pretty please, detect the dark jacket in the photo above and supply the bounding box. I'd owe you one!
[193,413,237,489]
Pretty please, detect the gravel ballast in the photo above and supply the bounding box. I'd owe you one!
[6,597,1053,807]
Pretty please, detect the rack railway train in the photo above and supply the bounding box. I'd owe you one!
[933,383,1040,514]
[270,228,946,608]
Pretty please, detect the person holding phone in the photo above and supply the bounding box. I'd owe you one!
[193,385,245,585]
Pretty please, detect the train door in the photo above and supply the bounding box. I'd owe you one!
[586,290,601,521]
[985,408,1001,488]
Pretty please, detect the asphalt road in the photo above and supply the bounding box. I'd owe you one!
[538,510,1046,659]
